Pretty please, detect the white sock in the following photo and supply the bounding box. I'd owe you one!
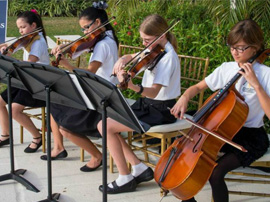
[131,162,148,177]
[108,174,134,188]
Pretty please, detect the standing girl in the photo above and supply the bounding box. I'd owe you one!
[0,10,49,153]
[171,19,270,202]
[44,3,119,172]
[97,14,180,194]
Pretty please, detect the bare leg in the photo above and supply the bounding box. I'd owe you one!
[0,97,9,139]
[97,118,140,175]
[12,103,41,148]
[50,115,65,156]
[60,129,102,167]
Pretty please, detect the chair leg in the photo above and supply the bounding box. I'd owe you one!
[80,148,85,162]
[20,125,24,144]
[110,153,114,173]
[142,133,149,163]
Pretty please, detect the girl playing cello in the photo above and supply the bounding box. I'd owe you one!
[0,10,49,153]
[97,14,180,194]
[171,19,270,202]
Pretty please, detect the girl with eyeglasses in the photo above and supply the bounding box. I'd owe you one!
[0,10,49,153]
[171,19,270,202]
[43,3,119,173]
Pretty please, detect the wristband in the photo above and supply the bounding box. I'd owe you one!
[137,84,144,95]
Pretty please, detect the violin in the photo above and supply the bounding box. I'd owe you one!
[116,20,180,90]
[118,44,166,90]
[51,17,115,67]
[1,28,42,55]
[154,49,270,200]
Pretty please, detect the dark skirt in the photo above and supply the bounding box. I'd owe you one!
[1,87,45,107]
[221,126,269,167]
[50,103,101,137]
[131,98,177,144]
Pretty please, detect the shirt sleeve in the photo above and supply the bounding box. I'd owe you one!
[90,41,108,64]
[28,40,44,60]
[152,54,175,87]
[205,63,227,91]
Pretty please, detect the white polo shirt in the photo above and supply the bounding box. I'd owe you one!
[90,30,118,84]
[142,42,180,100]
[23,32,50,65]
[205,61,270,128]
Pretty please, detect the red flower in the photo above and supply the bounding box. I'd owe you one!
[127,31,132,36]
[113,21,118,26]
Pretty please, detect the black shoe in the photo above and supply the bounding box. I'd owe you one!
[0,135,9,147]
[134,167,154,184]
[80,160,102,172]
[40,149,68,161]
[24,136,42,153]
[182,198,197,202]
[99,178,137,194]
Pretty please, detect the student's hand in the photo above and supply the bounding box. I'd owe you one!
[170,95,189,119]
[50,44,64,56]
[239,63,260,89]
[0,44,8,54]
[113,56,127,76]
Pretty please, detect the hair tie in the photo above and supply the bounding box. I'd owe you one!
[92,1,108,10]
[30,9,38,15]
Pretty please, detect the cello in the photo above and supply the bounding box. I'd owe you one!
[154,48,270,200]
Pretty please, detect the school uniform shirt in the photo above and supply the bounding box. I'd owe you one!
[205,61,270,128]
[90,30,118,84]
[141,41,180,100]
[23,32,50,65]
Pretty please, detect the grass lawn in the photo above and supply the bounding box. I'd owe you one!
[7,16,82,40]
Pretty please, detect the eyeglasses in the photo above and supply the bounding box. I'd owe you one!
[141,36,157,44]
[228,45,251,53]
[81,20,96,32]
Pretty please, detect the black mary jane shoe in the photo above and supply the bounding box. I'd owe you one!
[0,135,10,147]
[24,136,42,153]
[134,167,154,184]
[99,179,137,194]
[40,149,68,161]
[80,160,102,172]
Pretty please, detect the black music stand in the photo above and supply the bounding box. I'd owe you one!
[0,54,39,192]
[73,69,148,202]
[13,61,88,202]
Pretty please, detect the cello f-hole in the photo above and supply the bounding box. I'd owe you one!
[193,133,203,153]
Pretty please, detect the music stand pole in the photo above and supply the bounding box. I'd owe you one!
[12,61,88,202]
[0,58,39,193]
[38,86,60,202]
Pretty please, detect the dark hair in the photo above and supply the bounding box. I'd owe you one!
[227,19,264,52]
[79,7,119,46]
[17,11,47,44]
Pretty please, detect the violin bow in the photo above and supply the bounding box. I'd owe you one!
[2,28,42,45]
[60,16,116,53]
[183,117,247,152]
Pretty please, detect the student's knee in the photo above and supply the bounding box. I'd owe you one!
[11,104,24,119]
[0,96,7,107]
[59,129,71,138]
